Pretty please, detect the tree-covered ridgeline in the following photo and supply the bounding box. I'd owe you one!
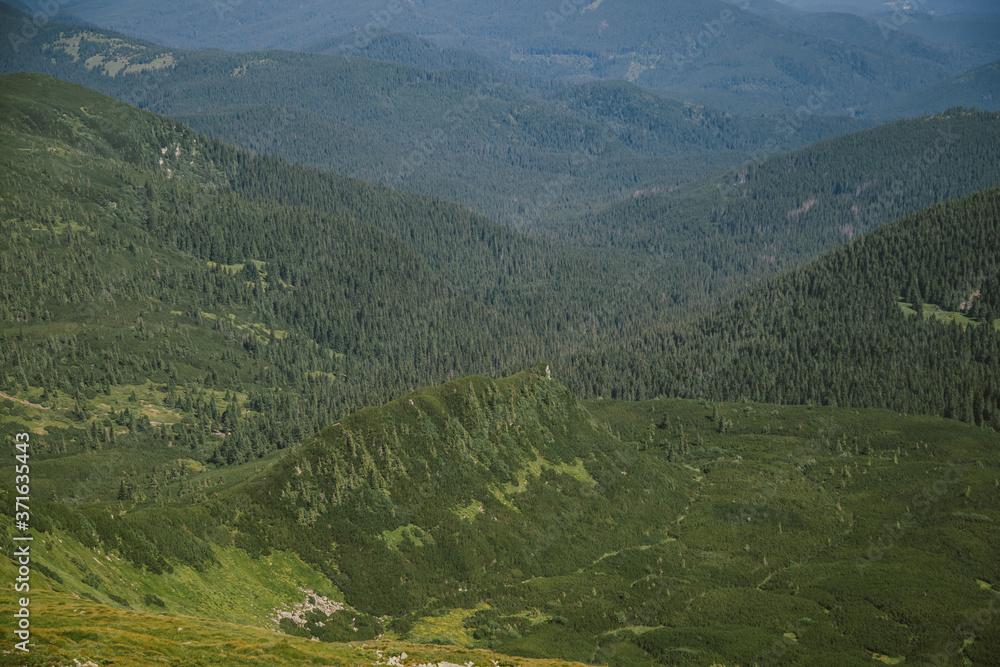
[1,74,1000,667]
[0,73,679,468]
[541,108,1000,307]
[0,2,871,227]
[2,75,1000,483]
[563,186,1000,430]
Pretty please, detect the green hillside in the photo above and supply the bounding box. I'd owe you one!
[543,108,1000,315]
[0,3,867,228]
[0,70,666,463]
[41,0,982,116]
[4,363,999,665]
[873,59,1000,121]
[565,185,1000,430]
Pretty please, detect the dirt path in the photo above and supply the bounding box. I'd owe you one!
[0,391,51,411]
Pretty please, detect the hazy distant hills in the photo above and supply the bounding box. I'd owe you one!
[873,59,1000,120]
[302,29,520,80]
[2,69,1000,667]
[569,184,1000,424]
[47,0,991,116]
[0,2,868,226]
[2,2,999,665]
[4,3,997,236]
[897,11,1000,64]
[541,109,1000,319]
[746,2,995,70]
[3,71,999,431]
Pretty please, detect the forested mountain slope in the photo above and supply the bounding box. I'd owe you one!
[566,186,1000,431]
[48,0,982,116]
[545,108,1000,314]
[0,71,654,465]
[0,2,865,227]
[4,363,999,665]
[873,59,1000,121]
[3,75,999,446]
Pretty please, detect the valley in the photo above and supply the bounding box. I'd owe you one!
[4,365,999,665]
[1,1,999,664]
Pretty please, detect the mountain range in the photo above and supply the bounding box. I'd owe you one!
[1,0,1000,663]
[2,69,1000,666]
[31,0,999,115]
[0,1,873,226]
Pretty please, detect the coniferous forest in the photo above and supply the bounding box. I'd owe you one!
[1,1,1000,664]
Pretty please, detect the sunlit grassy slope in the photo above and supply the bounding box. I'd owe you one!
[1,71,999,667]
[5,368,999,666]
[0,583,587,666]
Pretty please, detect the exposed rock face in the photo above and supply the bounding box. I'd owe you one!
[269,588,345,627]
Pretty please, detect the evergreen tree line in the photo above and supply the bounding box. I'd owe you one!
[563,187,1000,429]
[3,75,999,484]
